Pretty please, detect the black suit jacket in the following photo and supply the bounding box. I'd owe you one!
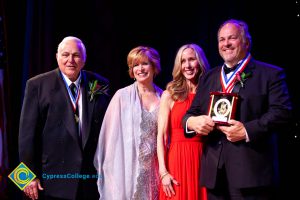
[183,59,293,189]
[19,68,110,199]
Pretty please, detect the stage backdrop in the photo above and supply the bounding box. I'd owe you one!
[2,0,299,199]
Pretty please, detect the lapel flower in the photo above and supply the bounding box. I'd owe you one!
[88,80,109,102]
[235,71,252,88]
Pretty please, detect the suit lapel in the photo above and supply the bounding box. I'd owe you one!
[212,67,223,92]
[81,71,94,149]
[54,69,81,144]
[232,59,255,94]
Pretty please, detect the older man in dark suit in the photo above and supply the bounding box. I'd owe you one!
[19,36,110,200]
[182,19,293,200]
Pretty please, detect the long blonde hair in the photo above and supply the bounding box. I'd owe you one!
[167,44,210,101]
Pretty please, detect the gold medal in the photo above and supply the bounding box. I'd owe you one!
[74,114,79,123]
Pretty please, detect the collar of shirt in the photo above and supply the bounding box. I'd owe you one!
[61,71,82,88]
[223,60,243,76]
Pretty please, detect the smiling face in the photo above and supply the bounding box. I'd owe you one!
[218,22,250,67]
[127,46,161,83]
[56,38,86,82]
[132,58,155,84]
[181,48,200,83]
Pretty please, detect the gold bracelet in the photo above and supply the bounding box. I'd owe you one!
[160,171,169,180]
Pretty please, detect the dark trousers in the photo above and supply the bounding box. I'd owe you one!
[207,167,277,200]
[75,178,99,200]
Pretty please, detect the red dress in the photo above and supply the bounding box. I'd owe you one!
[159,93,207,200]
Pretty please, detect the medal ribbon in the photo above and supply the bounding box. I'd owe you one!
[220,54,251,93]
[70,88,80,113]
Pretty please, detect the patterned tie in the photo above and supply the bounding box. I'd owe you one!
[70,83,79,117]
[69,83,81,144]
[69,83,77,99]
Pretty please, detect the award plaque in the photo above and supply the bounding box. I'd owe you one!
[208,92,238,125]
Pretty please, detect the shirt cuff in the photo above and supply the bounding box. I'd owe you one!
[245,130,250,142]
[185,118,196,134]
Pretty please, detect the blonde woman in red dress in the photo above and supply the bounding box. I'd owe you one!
[157,44,210,199]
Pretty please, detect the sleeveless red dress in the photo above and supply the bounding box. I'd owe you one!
[159,93,207,200]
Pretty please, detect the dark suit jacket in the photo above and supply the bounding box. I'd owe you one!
[19,68,110,199]
[183,59,293,189]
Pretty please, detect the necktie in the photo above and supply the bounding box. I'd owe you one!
[69,83,79,123]
[69,83,81,144]
[223,64,238,74]
[69,83,77,99]
[70,83,79,123]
